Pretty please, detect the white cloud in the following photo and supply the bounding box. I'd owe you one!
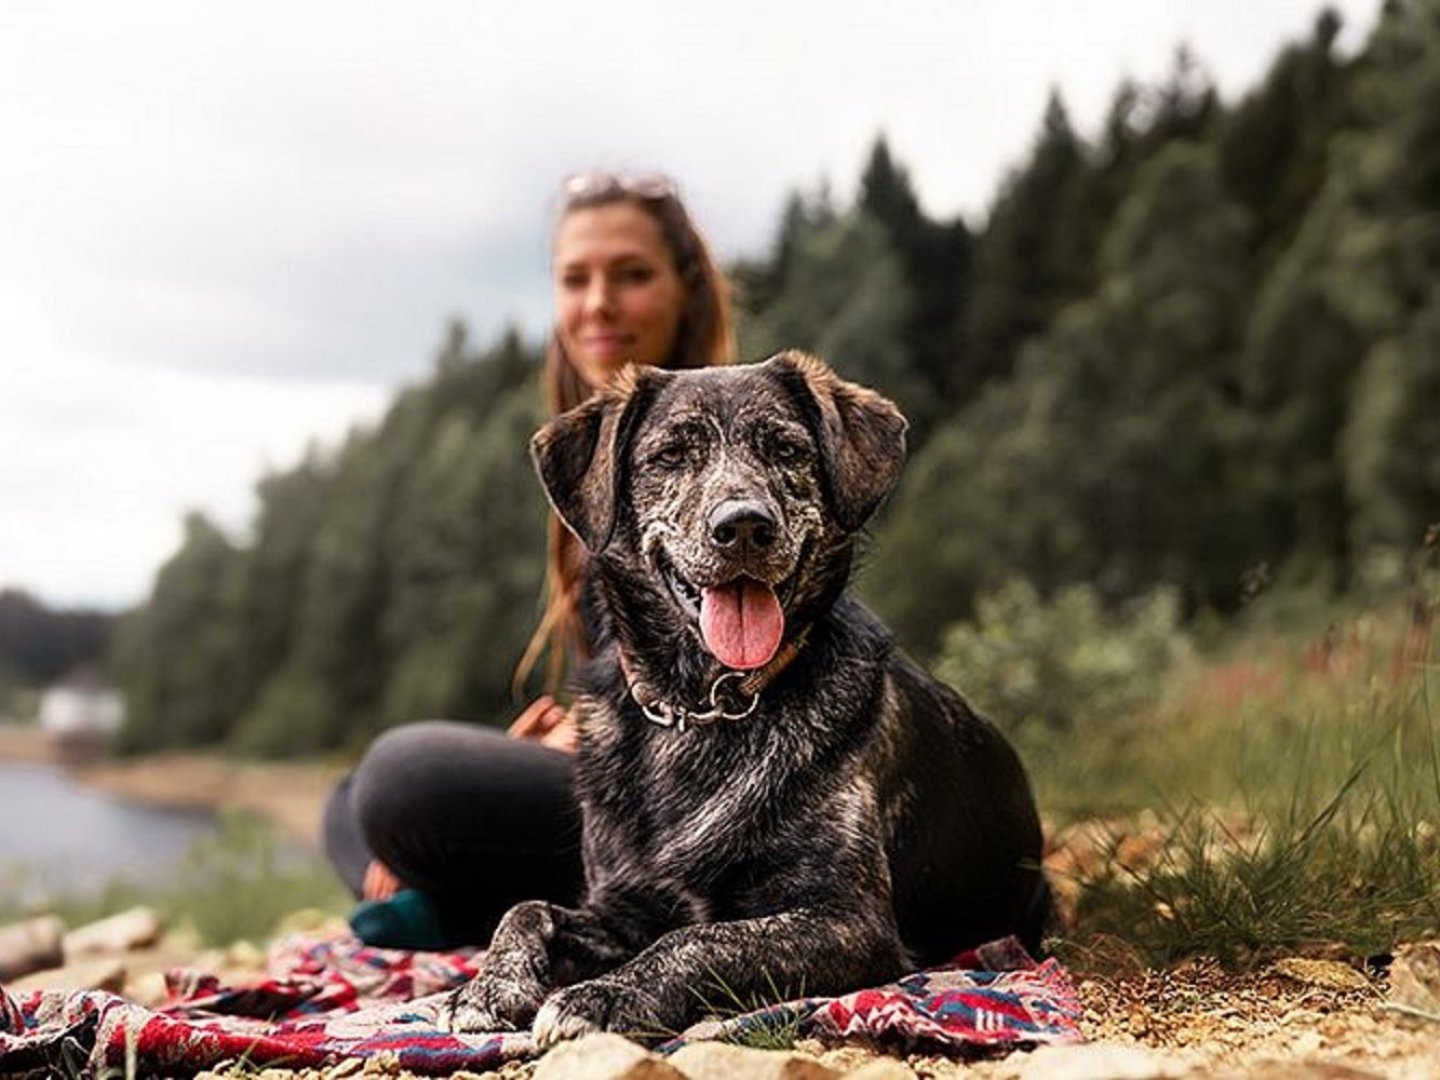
[0,0,1382,608]
[0,295,385,608]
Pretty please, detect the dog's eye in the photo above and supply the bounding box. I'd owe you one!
[767,437,809,466]
[651,444,689,470]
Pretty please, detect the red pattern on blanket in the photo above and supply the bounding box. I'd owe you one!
[0,934,1081,1076]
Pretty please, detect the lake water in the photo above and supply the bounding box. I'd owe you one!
[0,762,217,903]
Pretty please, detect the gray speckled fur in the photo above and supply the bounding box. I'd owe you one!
[442,352,1047,1046]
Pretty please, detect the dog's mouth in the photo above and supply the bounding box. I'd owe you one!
[658,552,799,671]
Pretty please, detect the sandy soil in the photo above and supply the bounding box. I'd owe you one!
[0,723,58,765]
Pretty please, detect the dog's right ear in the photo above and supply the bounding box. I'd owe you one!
[529,365,662,552]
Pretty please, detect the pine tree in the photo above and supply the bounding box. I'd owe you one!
[1242,0,1440,583]
[740,210,927,430]
[858,135,974,419]
[1219,9,1350,265]
[114,513,243,750]
[866,142,1255,652]
[961,91,1089,401]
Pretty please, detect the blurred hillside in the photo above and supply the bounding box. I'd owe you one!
[113,2,1440,756]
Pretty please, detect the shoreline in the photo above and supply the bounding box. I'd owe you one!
[0,724,343,848]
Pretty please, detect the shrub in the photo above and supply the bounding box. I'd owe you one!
[933,578,1190,734]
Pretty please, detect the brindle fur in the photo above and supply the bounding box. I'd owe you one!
[442,351,1047,1046]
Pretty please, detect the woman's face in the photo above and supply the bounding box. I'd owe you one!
[553,202,687,387]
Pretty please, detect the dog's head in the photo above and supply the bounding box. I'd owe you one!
[531,351,907,671]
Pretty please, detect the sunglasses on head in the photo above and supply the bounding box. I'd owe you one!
[562,171,679,202]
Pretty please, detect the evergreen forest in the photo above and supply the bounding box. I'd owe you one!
[114,2,1440,756]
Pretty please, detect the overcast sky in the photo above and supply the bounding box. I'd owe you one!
[1,0,1380,611]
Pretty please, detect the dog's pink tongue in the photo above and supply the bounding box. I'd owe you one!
[699,579,785,670]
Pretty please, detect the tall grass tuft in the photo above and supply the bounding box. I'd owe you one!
[1041,561,1440,968]
[690,966,808,1052]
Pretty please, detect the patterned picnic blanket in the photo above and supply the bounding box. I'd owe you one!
[0,934,1081,1076]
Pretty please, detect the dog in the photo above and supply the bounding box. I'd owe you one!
[442,351,1047,1045]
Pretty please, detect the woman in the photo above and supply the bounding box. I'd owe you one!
[323,172,734,948]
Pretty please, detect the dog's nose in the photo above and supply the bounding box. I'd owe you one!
[708,499,777,554]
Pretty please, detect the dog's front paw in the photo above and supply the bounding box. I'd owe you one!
[441,973,541,1034]
[532,978,663,1049]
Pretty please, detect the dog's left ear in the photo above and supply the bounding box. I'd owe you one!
[767,350,908,532]
[530,365,663,552]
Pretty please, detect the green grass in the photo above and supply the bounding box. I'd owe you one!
[1037,578,1440,969]
[0,810,349,947]
[693,967,808,1051]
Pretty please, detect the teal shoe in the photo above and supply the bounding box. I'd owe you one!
[349,889,451,950]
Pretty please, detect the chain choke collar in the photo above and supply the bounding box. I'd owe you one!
[618,630,809,734]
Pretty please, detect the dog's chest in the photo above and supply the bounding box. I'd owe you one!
[578,707,818,880]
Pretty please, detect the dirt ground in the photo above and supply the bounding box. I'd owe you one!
[181,964,1440,1078]
[1041,955,1440,1078]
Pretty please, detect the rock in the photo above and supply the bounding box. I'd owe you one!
[841,1058,916,1079]
[534,1032,683,1080]
[63,905,162,958]
[1269,958,1372,993]
[1019,1042,1185,1080]
[0,914,64,981]
[124,969,171,1007]
[668,1040,837,1080]
[223,939,267,971]
[1388,940,1440,1015]
[358,1051,405,1075]
[1209,1065,1385,1078]
[799,1041,913,1079]
[10,956,126,994]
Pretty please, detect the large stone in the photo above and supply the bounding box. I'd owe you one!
[535,1033,683,1080]
[63,906,162,958]
[800,1042,914,1079]
[1019,1042,1186,1080]
[668,1040,837,1080]
[0,914,64,981]
[840,1058,916,1079]
[1269,958,1372,993]
[1389,940,1440,1015]
[1209,1064,1386,1078]
[10,956,127,995]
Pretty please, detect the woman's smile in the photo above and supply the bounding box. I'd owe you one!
[553,203,687,387]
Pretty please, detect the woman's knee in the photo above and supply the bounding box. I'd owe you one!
[349,720,509,837]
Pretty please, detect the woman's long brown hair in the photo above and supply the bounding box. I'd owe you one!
[513,180,734,697]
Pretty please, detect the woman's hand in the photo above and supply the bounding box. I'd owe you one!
[508,694,579,753]
[361,859,403,901]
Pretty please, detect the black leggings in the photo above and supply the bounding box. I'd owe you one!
[323,720,586,946]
